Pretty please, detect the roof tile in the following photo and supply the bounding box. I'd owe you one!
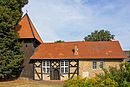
[31,41,127,59]
[16,14,43,43]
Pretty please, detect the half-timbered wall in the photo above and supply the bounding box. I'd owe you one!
[34,60,42,80]
[33,59,123,80]
[33,60,79,80]
[68,60,79,79]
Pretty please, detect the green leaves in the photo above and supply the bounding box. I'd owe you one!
[64,63,130,87]
[84,30,115,41]
[0,0,28,80]
[64,76,118,87]
[54,40,65,43]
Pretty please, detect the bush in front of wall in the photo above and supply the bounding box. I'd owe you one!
[64,76,85,87]
[64,76,118,87]
[64,62,130,87]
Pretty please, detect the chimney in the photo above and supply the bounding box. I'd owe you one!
[72,45,78,55]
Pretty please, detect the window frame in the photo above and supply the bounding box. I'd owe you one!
[99,61,104,69]
[42,60,50,74]
[92,61,97,70]
[60,60,69,74]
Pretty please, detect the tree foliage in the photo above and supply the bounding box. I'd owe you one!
[54,40,64,43]
[64,62,130,87]
[0,0,28,80]
[84,30,115,41]
[97,63,130,87]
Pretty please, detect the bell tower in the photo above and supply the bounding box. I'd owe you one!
[16,13,43,79]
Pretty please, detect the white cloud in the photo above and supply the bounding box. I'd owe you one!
[23,0,130,50]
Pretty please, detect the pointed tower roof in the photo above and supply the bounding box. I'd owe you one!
[16,13,43,43]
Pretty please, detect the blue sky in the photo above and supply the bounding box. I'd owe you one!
[22,0,130,50]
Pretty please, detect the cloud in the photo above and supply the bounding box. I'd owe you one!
[22,0,130,50]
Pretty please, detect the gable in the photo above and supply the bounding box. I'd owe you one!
[16,14,43,43]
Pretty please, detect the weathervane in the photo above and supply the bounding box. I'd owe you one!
[26,10,28,13]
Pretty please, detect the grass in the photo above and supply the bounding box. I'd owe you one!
[0,79,64,87]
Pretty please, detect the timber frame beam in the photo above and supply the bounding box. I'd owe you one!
[68,59,79,79]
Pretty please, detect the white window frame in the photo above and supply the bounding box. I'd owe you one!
[99,61,104,69]
[60,60,69,74]
[92,61,97,70]
[42,60,50,73]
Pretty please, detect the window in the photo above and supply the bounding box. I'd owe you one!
[92,61,97,69]
[100,61,104,69]
[60,60,69,74]
[42,61,50,73]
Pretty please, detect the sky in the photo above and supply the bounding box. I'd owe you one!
[22,0,130,50]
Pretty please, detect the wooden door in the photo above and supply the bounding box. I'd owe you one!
[52,69,60,80]
[50,60,60,80]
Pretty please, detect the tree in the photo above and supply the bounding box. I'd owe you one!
[55,40,64,43]
[84,30,115,41]
[0,0,28,80]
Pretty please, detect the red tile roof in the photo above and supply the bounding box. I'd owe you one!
[31,41,127,59]
[16,14,43,43]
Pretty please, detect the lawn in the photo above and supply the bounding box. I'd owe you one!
[0,79,64,87]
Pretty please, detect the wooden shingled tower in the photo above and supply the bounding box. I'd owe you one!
[16,13,43,79]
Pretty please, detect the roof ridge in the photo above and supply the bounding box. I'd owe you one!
[28,16,43,43]
[15,13,28,29]
[16,13,43,43]
[26,14,36,39]
[24,13,43,43]
[41,41,119,44]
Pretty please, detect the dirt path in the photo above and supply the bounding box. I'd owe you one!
[0,80,64,87]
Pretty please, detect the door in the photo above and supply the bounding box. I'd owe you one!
[52,69,60,80]
[50,60,60,80]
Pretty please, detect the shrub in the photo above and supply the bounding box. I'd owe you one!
[64,76,85,87]
[64,76,118,87]
[64,62,130,87]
